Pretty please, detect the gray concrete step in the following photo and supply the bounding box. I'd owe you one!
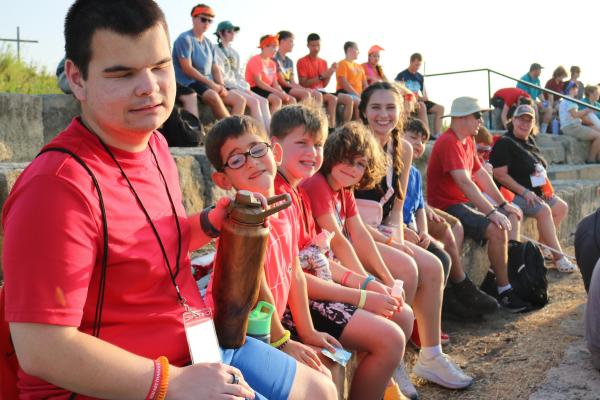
[547,164,600,181]
[539,146,565,165]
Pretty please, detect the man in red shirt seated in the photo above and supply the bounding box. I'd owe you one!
[1,1,336,399]
[427,97,530,313]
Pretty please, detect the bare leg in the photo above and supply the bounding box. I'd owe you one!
[352,96,361,121]
[289,88,311,102]
[429,104,445,136]
[542,106,552,126]
[507,212,521,242]
[311,89,323,103]
[288,361,338,400]
[417,101,430,131]
[534,204,565,261]
[267,94,282,114]
[178,93,199,119]
[340,310,406,400]
[441,227,465,282]
[403,242,444,348]
[233,90,266,132]
[586,130,600,160]
[324,93,338,128]
[337,94,353,124]
[221,90,246,116]
[484,223,509,287]
[255,94,272,135]
[201,89,230,120]
[452,222,464,251]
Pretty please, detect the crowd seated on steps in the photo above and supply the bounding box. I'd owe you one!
[3,1,594,400]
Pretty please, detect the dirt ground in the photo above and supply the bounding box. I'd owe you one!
[404,244,590,400]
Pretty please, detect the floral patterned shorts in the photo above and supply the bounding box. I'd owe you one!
[281,300,358,340]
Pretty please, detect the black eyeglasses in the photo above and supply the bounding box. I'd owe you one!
[221,142,271,171]
[195,16,213,23]
[472,112,483,120]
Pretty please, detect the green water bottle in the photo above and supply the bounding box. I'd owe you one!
[246,301,275,344]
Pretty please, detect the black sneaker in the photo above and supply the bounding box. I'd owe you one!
[442,287,484,323]
[452,274,498,314]
[496,288,532,313]
[585,158,597,164]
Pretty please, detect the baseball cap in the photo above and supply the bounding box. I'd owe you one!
[368,45,385,54]
[530,63,544,71]
[513,105,535,119]
[216,21,240,32]
[443,96,492,118]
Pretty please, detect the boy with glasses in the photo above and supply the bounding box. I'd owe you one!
[427,97,530,313]
[173,4,246,121]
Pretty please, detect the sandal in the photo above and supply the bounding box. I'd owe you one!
[555,257,577,273]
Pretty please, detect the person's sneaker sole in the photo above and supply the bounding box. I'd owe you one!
[413,365,473,389]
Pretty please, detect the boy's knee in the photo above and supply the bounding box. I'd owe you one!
[271,97,282,107]
[203,90,221,105]
[487,223,507,241]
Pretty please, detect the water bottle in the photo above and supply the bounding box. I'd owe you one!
[552,119,560,135]
[247,301,275,344]
[212,191,292,349]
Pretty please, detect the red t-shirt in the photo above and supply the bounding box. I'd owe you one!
[545,78,564,98]
[296,55,328,90]
[493,88,530,107]
[205,204,298,319]
[2,118,204,400]
[274,173,316,250]
[299,173,358,234]
[426,129,482,211]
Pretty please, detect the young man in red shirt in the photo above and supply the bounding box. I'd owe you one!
[2,1,336,399]
[427,97,530,313]
[297,33,353,128]
[491,87,531,128]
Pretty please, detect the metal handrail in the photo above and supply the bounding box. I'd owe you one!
[425,68,600,113]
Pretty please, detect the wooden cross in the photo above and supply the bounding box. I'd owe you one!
[0,27,39,62]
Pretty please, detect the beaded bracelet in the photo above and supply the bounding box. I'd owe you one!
[271,330,291,348]
[156,356,170,400]
[341,271,352,286]
[358,290,367,309]
[278,337,290,350]
[145,359,162,400]
[361,276,375,290]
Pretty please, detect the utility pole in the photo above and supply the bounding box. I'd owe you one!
[0,27,39,62]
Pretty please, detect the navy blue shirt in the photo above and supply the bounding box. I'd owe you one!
[395,69,424,94]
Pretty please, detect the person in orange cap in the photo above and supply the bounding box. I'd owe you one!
[245,34,296,114]
[173,4,247,121]
[362,45,388,86]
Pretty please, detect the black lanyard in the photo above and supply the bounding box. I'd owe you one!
[97,134,185,307]
[277,171,310,236]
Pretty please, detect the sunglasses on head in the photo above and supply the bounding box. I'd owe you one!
[195,16,213,23]
[475,144,491,152]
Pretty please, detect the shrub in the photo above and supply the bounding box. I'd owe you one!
[0,45,61,95]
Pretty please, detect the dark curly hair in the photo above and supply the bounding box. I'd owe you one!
[320,122,387,191]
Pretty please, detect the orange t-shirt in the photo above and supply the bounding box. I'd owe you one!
[245,55,277,88]
[336,59,366,93]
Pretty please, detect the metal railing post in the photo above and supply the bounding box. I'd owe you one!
[488,70,492,129]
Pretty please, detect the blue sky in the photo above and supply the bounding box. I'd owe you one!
[2,0,600,112]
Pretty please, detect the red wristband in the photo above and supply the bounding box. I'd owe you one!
[341,271,352,287]
[146,359,162,400]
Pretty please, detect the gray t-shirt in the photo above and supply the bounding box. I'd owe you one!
[586,257,600,369]
[273,53,294,83]
[575,80,585,100]
[172,30,217,86]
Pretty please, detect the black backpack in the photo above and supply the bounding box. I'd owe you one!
[480,241,549,309]
[159,106,205,147]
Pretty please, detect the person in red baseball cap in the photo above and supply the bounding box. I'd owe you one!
[361,45,388,86]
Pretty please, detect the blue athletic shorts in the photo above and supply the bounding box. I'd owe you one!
[221,336,296,400]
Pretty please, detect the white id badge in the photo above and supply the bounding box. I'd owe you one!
[531,163,546,187]
[183,308,222,364]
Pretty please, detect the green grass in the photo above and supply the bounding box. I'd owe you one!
[0,45,61,95]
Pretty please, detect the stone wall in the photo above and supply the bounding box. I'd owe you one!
[0,94,44,162]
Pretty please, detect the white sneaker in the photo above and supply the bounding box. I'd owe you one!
[541,247,553,260]
[555,257,577,273]
[394,360,418,399]
[412,352,473,389]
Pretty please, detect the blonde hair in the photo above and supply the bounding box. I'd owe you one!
[552,66,568,79]
[584,84,599,98]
